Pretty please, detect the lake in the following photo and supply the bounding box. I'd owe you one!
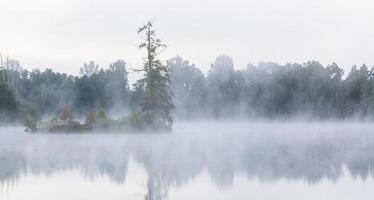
[1,122,374,200]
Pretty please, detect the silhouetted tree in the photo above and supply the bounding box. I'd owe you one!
[137,21,174,130]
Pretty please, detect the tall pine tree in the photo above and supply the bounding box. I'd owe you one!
[137,21,174,130]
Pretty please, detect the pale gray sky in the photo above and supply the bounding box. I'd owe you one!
[1,0,374,75]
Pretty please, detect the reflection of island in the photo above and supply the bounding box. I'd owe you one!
[1,125,374,199]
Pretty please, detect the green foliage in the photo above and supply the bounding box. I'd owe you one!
[169,56,206,118]
[45,107,84,133]
[7,25,374,128]
[1,59,130,118]
[0,70,17,122]
[120,112,172,132]
[24,113,37,132]
[93,110,112,129]
[168,56,374,119]
[126,112,145,130]
[137,21,174,130]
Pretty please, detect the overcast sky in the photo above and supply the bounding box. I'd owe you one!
[1,0,374,75]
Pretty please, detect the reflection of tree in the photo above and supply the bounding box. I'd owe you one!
[0,151,26,188]
[2,129,374,197]
[241,140,343,184]
[0,134,130,187]
[133,142,170,200]
[145,174,168,200]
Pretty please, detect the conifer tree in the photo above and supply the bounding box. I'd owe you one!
[137,21,174,130]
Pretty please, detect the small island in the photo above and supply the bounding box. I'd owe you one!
[24,21,174,133]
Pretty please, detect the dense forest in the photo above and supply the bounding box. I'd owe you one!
[1,54,374,122]
[0,21,175,133]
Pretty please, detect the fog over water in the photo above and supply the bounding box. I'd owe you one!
[2,0,374,199]
[1,122,374,199]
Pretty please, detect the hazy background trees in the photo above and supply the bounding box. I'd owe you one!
[0,57,131,121]
[0,69,17,122]
[168,56,206,119]
[3,54,374,122]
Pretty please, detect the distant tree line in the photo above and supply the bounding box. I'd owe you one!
[170,55,374,119]
[1,54,374,122]
[0,58,132,122]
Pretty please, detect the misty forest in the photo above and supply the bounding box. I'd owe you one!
[2,1,374,198]
[2,24,374,132]
[1,22,176,132]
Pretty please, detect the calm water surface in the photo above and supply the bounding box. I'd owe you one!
[1,122,374,200]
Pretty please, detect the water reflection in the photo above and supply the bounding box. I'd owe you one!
[1,123,374,199]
